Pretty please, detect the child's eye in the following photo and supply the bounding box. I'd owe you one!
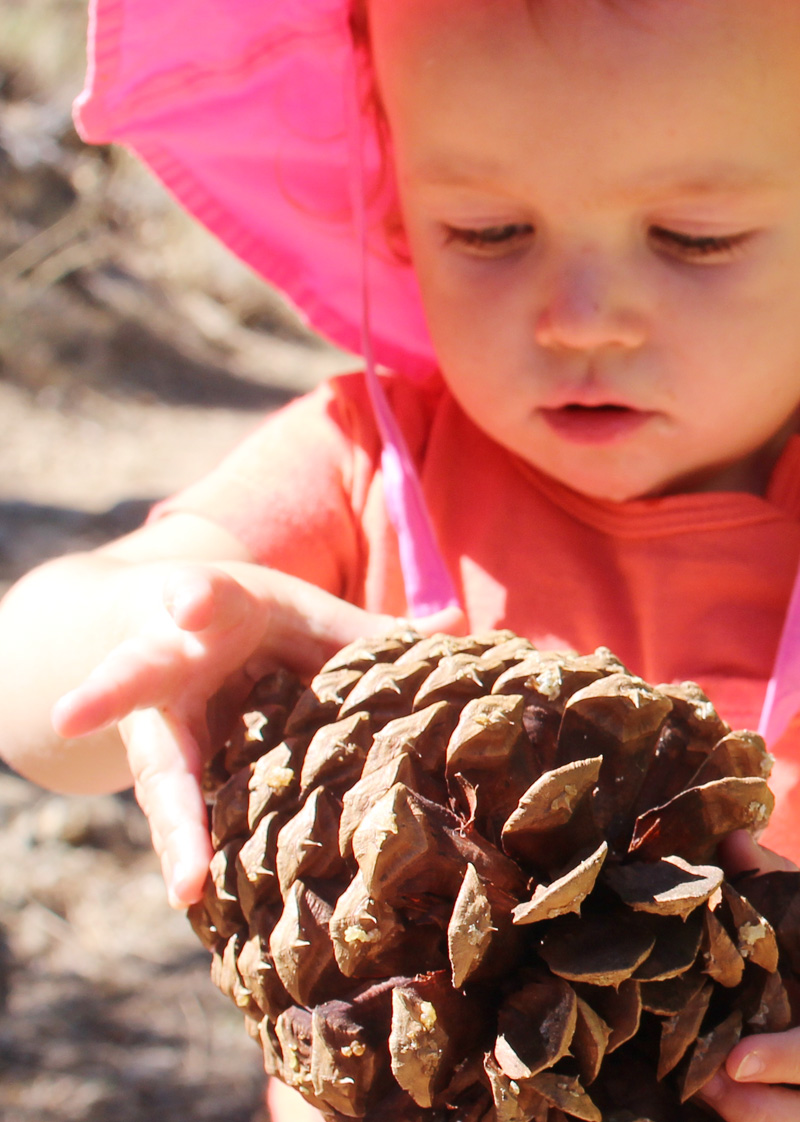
[649,225,752,263]
[444,223,534,255]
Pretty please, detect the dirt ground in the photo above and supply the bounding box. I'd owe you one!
[0,3,356,1118]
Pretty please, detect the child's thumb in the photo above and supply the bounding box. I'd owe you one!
[717,828,799,876]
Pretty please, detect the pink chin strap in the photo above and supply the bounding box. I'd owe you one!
[347,40,460,620]
[759,562,800,746]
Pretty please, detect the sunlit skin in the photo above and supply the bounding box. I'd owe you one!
[369,0,800,502]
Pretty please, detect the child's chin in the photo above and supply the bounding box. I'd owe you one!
[540,464,660,504]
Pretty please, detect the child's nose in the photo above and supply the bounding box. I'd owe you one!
[534,254,646,354]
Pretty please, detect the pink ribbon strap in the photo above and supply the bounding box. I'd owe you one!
[760,559,800,745]
[364,363,461,617]
[347,36,460,618]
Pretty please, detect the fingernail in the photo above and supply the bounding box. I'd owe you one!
[168,862,189,909]
[734,1052,765,1080]
[165,585,195,624]
[160,851,183,909]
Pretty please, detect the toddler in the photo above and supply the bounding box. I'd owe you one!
[2,0,800,1117]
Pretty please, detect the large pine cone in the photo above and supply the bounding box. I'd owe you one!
[188,630,800,1122]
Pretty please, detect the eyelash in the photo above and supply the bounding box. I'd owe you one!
[443,222,752,262]
[443,223,533,254]
[648,226,752,261]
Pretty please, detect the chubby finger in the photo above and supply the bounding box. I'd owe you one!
[160,820,214,908]
[267,1078,326,1122]
[236,565,466,677]
[52,634,206,737]
[163,565,255,634]
[51,653,150,737]
[122,709,212,907]
[697,1068,800,1122]
[725,1025,800,1086]
[411,605,467,637]
[718,829,798,876]
[52,671,137,738]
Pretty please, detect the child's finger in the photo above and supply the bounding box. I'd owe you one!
[241,565,466,676]
[51,673,131,738]
[725,1025,800,1085]
[122,708,212,907]
[697,1069,800,1122]
[717,829,799,876]
[266,1078,326,1122]
[52,665,138,737]
[160,820,214,908]
[410,604,467,636]
[51,636,201,737]
[163,565,254,634]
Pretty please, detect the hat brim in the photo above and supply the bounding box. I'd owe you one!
[75,0,437,379]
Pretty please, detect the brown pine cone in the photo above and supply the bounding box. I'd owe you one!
[188,630,798,1122]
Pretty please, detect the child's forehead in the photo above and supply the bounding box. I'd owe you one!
[369,0,800,192]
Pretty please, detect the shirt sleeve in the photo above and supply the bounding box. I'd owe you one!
[147,374,381,603]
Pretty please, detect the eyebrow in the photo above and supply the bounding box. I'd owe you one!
[616,167,784,204]
[412,156,519,188]
[412,159,785,211]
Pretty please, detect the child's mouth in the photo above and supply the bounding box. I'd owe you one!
[539,403,652,445]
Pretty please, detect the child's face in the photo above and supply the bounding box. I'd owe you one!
[369,0,800,500]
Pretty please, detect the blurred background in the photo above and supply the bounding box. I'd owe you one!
[0,1,354,1118]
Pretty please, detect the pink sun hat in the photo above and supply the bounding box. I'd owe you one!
[74,0,459,618]
[75,0,436,379]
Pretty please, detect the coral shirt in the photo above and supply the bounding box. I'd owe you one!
[152,371,800,860]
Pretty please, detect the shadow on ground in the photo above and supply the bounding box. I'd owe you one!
[0,946,267,1122]
[0,498,154,585]
[0,775,270,1122]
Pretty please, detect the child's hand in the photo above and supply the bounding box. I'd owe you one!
[696,1027,800,1121]
[50,560,463,909]
[695,831,800,1120]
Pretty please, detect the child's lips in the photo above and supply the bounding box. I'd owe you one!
[539,403,654,445]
